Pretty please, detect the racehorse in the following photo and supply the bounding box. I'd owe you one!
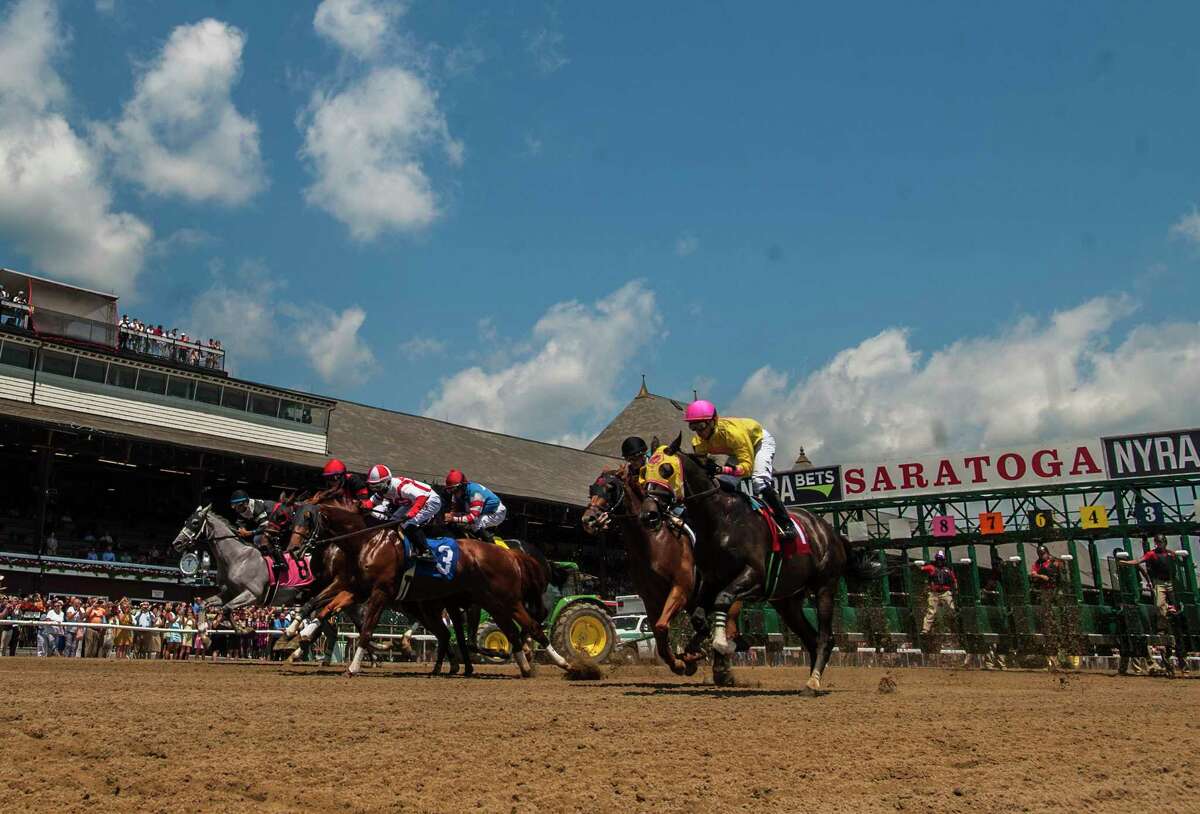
[582,465,745,675]
[170,505,360,664]
[638,435,876,690]
[285,499,569,678]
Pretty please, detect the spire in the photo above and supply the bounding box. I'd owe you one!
[636,374,650,398]
[793,446,813,470]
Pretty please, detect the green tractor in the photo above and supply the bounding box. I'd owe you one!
[476,560,617,664]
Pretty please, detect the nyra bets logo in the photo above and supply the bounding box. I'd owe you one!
[775,466,842,506]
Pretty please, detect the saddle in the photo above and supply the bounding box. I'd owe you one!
[715,476,811,558]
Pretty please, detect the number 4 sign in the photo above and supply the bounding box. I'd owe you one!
[1079,505,1109,529]
[930,515,957,538]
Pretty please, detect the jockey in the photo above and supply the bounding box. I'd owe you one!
[620,436,649,475]
[685,399,795,540]
[231,490,286,575]
[364,464,441,560]
[320,458,373,510]
[442,469,506,542]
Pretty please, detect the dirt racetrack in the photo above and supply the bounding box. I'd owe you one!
[1,657,1197,814]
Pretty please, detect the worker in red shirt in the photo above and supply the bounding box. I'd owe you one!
[920,551,958,635]
[1029,544,1061,591]
[1120,535,1177,625]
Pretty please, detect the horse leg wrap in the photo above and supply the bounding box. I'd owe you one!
[544,643,570,670]
[348,645,365,675]
[710,611,735,656]
[300,620,320,641]
[285,618,302,638]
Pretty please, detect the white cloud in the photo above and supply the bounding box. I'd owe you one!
[314,0,403,61]
[732,296,1200,464]
[523,133,543,157]
[0,0,152,292]
[400,336,447,357]
[423,281,663,444]
[299,66,461,239]
[189,264,376,385]
[525,26,568,75]
[1169,208,1200,244]
[297,306,377,387]
[675,232,699,257]
[95,0,114,14]
[96,19,264,205]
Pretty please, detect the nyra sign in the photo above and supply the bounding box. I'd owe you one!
[1102,429,1200,479]
[839,441,1106,501]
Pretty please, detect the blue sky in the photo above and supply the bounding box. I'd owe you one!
[1,0,1198,461]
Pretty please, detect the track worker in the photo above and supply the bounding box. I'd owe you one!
[1119,535,1178,626]
[364,464,441,560]
[443,469,506,542]
[685,399,795,540]
[1029,544,1062,591]
[920,551,958,636]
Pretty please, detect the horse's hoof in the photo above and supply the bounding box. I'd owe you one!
[448,665,460,676]
[712,668,736,687]
[805,675,821,692]
[683,660,699,677]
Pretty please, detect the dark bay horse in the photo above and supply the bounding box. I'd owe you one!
[288,501,567,677]
[581,466,744,675]
[639,434,875,690]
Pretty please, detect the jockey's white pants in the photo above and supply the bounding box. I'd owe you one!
[401,492,442,528]
[750,430,777,495]
[471,503,507,532]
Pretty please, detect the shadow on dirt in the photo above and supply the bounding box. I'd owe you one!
[605,681,832,699]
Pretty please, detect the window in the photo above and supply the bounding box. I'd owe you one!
[135,370,167,395]
[307,407,327,428]
[74,357,107,384]
[106,364,137,389]
[221,387,247,411]
[39,350,76,377]
[166,377,195,400]
[194,382,221,405]
[0,342,34,369]
[249,393,279,417]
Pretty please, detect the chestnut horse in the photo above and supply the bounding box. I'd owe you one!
[287,500,568,677]
[581,466,744,675]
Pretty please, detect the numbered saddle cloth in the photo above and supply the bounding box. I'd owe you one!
[758,509,812,558]
[266,552,315,588]
[406,536,461,580]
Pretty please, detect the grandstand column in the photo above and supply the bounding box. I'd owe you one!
[33,432,53,591]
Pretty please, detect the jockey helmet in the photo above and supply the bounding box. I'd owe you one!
[322,459,347,479]
[934,551,946,563]
[230,490,250,505]
[684,399,717,423]
[367,464,392,492]
[621,436,648,460]
[445,469,467,489]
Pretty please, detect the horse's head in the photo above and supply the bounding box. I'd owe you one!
[581,471,625,535]
[172,504,213,552]
[286,503,324,552]
[638,435,686,531]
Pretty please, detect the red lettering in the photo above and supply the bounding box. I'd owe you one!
[1070,446,1102,476]
[845,467,865,495]
[1031,449,1062,478]
[898,462,928,490]
[871,466,897,492]
[996,452,1026,481]
[933,459,962,487]
[963,455,991,483]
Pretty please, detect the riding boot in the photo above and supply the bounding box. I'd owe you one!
[760,486,796,539]
[270,548,289,581]
[405,524,434,560]
[479,528,495,543]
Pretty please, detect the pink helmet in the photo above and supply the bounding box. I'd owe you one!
[684,399,717,422]
[366,464,392,486]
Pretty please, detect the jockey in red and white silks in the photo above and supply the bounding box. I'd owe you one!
[365,464,442,558]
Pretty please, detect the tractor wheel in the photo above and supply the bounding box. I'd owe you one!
[475,622,511,663]
[552,603,616,663]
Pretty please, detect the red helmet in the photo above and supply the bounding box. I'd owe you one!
[322,459,347,478]
[445,469,466,488]
[367,464,392,486]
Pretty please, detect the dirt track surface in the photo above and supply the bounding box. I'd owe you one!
[1,658,1197,813]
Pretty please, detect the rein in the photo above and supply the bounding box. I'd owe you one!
[296,513,410,547]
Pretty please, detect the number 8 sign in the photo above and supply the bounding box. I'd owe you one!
[930,515,957,538]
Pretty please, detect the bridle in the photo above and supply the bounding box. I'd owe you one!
[173,506,239,552]
[584,472,636,531]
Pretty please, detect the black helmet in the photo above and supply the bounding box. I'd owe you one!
[621,436,648,459]
[230,489,250,506]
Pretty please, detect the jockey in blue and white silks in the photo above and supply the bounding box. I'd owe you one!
[443,469,506,541]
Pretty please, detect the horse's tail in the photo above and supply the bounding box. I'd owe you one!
[510,549,550,622]
[842,538,883,582]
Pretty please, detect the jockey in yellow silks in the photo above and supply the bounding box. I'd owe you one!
[685,400,795,540]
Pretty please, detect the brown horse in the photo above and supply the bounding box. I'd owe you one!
[288,501,567,677]
[581,465,742,675]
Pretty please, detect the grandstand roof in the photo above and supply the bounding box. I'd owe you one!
[585,380,693,456]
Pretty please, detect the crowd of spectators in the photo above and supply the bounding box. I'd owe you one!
[118,315,224,370]
[0,592,310,662]
[0,283,30,330]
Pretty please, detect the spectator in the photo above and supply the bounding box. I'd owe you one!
[133,601,154,658]
[101,545,116,563]
[113,599,134,659]
[920,551,957,638]
[84,598,107,657]
[44,531,58,556]
[86,547,99,561]
[65,596,85,657]
[0,584,18,656]
[41,598,65,656]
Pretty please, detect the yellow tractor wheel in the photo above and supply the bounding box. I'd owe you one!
[476,622,511,663]
[552,603,616,663]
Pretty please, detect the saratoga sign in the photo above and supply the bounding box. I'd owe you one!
[838,441,1106,501]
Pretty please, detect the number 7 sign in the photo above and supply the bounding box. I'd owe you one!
[979,511,1005,535]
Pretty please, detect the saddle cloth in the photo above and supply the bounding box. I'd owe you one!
[758,508,812,559]
[265,552,315,588]
[405,536,461,581]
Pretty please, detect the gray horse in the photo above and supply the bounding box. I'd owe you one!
[170,504,361,663]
